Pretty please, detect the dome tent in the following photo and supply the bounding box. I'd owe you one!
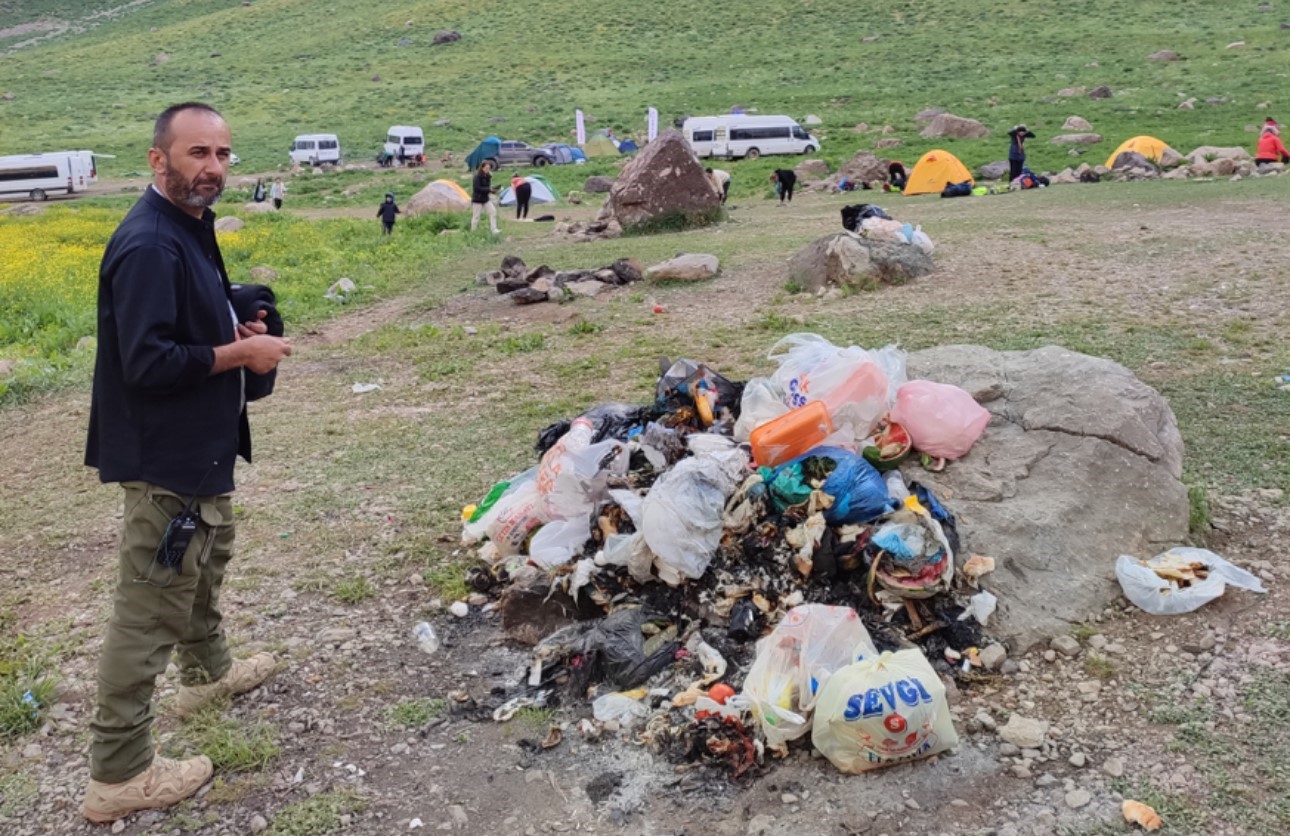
[1105,135,1173,168]
[903,149,974,196]
[499,174,559,206]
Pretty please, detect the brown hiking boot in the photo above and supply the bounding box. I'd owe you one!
[175,652,280,719]
[83,755,213,823]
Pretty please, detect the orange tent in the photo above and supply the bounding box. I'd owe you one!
[903,149,974,196]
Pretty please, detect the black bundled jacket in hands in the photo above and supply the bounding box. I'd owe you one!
[86,188,253,497]
[229,283,282,402]
[471,169,492,204]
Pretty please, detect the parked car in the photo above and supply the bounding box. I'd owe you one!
[494,140,555,167]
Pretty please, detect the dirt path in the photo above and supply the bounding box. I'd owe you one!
[3,181,1288,835]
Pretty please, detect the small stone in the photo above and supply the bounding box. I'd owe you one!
[1065,789,1092,809]
[111,821,126,834]
[1051,636,1081,657]
[1035,774,1058,788]
[747,815,776,836]
[1103,756,1125,778]
[1010,763,1033,779]
[249,814,268,833]
[781,793,799,805]
[999,743,1021,757]
[950,799,969,808]
[21,743,41,759]
[1088,634,1108,650]
[1069,752,1087,768]
[905,798,920,810]
[1043,650,1057,663]
[980,643,1008,671]
[998,715,1049,749]
[449,601,469,618]
[448,805,468,825]
[974,710,997,732]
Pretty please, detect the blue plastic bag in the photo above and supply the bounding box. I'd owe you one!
[768,447,893,525]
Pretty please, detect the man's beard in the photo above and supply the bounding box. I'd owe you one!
[163,159,224,209]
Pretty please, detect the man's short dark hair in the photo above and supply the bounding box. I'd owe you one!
[153,102,223,151]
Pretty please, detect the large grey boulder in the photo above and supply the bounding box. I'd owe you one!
[786,232,933,293]
[1062,115,1094,131]
[645,253,719,281]
[1158,146,1185,168]
[214,216,243,232]
[913,107,947,123]
[904,345,1188,651]
[838,151,892,183]
[977,160,1010,180]
[1111,151,1158,178]
[1050,133,1102,145]
[1185,146,1250,165]
[607,130,720,231]
[583,175,615,193]
[920,113,990,139]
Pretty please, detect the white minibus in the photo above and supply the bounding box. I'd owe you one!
[0,152,82,201]
[289,134,342,165]
[682,115,819,160]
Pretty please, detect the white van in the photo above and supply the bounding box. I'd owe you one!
[382,125,425,164]
[0,152,85,201]
[290,133,342,166]
[682,115,819,160]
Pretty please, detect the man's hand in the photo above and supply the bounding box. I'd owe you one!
[237,309,269,338]
[211,333,292,375]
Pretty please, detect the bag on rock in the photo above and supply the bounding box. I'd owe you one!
[811,649,959,773]
[740,604,878,753]
[889,380,990,460]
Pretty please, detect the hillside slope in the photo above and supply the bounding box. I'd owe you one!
[0,0,1286,172]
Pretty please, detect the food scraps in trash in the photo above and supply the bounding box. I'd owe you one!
[1145,553,1209,586]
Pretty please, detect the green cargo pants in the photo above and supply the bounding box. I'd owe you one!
[90,481,235,784]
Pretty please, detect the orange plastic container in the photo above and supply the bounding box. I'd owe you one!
[749,400,835,468]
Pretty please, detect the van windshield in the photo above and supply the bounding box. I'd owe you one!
[793,127,809,140]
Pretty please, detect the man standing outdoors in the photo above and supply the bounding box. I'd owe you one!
[82,102,293,823]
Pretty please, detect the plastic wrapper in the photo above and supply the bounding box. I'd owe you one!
[528,513,593,569]
[889,380,991,460]
[765,447,893,525]
[740,604,878,753]
[1115,547,1266,615]
[536,417,629,521]
[462,468,544,557]
[640,448,748,585]
[534,402,651,456]
[592,691,649,724]
[735,377,790,441]
[811,649,959,773]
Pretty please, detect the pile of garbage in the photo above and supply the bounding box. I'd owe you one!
[840,203,934,254]
[477,255,643,304]
[457,334,1002,776]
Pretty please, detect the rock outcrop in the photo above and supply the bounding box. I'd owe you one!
[605,130,720,232]
[786,232,933,293]
[920,113,990,139]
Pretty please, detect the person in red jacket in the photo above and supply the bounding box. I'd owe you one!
[1255,121,1289,164]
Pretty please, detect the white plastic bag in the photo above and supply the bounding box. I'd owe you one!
[536,417,628,521]
[734,377,789,442]
[740,604,878,754]
[528,512,593,569]
[811,649,959,773]
[640,448,748,585]
[462,468,545,557]
[910,226,935,255]
[765,334,905,438]
[1115,547,1266,615]
[592,691,649,724]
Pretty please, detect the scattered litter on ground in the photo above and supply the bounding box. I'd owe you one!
[1115,547,1266,615]
[351,382,382,394]
[452,333,1009,778]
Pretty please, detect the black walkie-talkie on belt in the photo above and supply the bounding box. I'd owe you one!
[155,461,218,573]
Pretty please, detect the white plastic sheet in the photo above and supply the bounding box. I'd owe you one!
[1116,547,1266,615]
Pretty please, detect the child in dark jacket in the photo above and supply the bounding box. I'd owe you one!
[377,193,400,234]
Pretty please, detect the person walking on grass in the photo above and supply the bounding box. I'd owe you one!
[1007,124,1036,183]
[706,167,731,203]
[269,176,285,210]
[511,174,532,220]
[81,101,292,824]
[377,192,400,234]
[471,159,500,234]
[770,168,796,204]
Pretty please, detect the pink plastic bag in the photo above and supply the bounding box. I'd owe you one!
[889,380,990,460]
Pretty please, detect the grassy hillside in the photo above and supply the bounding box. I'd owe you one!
[1,0,1286,174]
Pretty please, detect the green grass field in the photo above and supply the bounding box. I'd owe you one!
[1,0,1286,174]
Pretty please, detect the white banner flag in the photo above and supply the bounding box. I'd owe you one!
[647,107,659,142]
[575,109,586,145]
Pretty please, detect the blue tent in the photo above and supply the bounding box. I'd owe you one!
[618,139,639,154]
[543,143,584,165]
[465,136,500,171]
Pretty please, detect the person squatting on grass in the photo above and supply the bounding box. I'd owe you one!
[81,102,292,824]
[511,175,532,220]
[770,169,796,204]
[471,160,500,234]
[1255,118,1290,165]
[377,191,400,234]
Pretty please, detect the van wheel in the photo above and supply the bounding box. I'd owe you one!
[486,157,500,170]
[533,156,549,167]
[803,146,817,155]
[744,148,760,160]
[30,189,47,201]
